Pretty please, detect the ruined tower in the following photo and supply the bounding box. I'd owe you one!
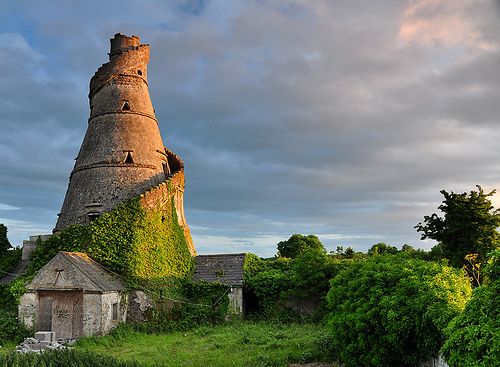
[55,33,194,254]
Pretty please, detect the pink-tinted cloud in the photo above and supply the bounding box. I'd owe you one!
[398,0,497,51]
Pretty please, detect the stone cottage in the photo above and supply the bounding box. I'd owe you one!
[19,252,126,339]
[193,254,246,314]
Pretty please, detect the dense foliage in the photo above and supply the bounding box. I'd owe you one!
[29,195,192,280]
[326,254,472,367]
[441,250,500,366]
[0,285,30,346]
[277,234,324,258]
[0,223,12,254]
[415,186,500,267]
[244,243,353,321]
[0,350,140,367]
[134,279,231,332]
[0,249,29,345]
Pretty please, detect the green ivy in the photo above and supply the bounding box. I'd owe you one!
[28,194,192,281]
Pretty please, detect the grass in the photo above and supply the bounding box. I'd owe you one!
[0,342,16,355]
[75,321,336,367]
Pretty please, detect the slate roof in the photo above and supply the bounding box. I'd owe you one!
[193,253,245,286]
[62,252,124,291]
[28,251,124,292]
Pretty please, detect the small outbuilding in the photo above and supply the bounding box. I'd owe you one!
[19,252,126,340]
[193,253,246,314]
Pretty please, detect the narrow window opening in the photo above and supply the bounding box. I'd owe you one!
[137,70,142,76]
[112,303,118,320]
[122,101,130,111]
[88,213,100,223]
[125,152,134,164]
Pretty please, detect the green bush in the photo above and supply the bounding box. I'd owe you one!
[0,285,30,345]
[326,254,472,367]
[441,252,500,366]
[0,349,140,366]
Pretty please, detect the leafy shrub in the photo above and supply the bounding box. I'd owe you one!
[0,349,140,366]
[0,285,30,345]
[326,254,472,367]
[441,252,500,366]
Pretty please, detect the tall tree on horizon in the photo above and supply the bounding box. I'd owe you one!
[0,223,12,254]
[415,185,500,267]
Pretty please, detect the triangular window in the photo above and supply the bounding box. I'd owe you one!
[122,101,130,111]
[125,152,134,164]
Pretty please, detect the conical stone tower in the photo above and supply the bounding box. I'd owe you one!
[55,33,194,254]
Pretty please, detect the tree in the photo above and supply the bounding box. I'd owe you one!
[367,242,398,256]
[0,224,12,254]
[277,234,325,259]
[415,186,500,267]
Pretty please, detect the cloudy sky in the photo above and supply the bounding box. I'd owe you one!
[1,0,500,257]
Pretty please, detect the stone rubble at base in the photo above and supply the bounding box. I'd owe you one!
[14,335,76,354]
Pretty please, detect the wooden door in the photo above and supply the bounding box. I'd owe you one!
[38,290,83,340]
[38,294,53,331]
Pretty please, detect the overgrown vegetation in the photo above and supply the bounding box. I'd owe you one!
[0,248,30,345]
[131,278,231,333]
[1,185,498,367]
[75,321,334,367]
[0,349,140,367]
[441,250,500,367]
[30,195,192,280]
[325,254,472,367]
[244,244,345,321]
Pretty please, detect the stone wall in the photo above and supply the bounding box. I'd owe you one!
[139,154,195,256]
[100,292,127,335]
[18,291,37,329]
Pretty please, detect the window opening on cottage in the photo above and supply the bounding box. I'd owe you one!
[121,100,130,111]
[112,303,118,320]
[125,152,134,164]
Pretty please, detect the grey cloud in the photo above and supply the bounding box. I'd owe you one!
[1,1,499,256]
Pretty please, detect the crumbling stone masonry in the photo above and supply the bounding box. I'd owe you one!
[54,33,195,255]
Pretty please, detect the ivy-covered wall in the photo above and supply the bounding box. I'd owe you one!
[31,184,193,281]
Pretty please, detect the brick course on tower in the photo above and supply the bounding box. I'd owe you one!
[55,33,195,255]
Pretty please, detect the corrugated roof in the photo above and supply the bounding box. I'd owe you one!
[193,253,245,286]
